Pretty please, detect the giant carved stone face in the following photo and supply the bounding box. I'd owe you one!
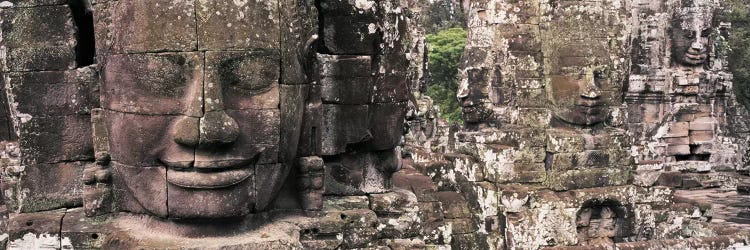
[103,52,284,219]
[547,44,614,126]
[671,8,713,66]
[98,1,297,219]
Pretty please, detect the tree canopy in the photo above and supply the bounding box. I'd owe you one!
[425,27,467,123]
[724,0,750,111]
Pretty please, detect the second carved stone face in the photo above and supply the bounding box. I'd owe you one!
[548,44,613,126]
[671,9,713,66]
[457,75,491,124]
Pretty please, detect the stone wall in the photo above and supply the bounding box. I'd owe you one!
[0,0,748,249]
[0,0,451,249]
[0,0,97,215]
[625,0,750,177]
[401,0,750,248]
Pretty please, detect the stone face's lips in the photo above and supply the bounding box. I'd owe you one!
[574,105,604,111]
[167,167,253,189]
[161,151,262,189]
[684,54,706,64]
[462,105,484,114]
[683,50,707,65]
[576,98,605,107]
[194,159,254,169]
[573,105,605,116]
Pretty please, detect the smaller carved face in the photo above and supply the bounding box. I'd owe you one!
[456,80,491,123]
[548,45,612,126]
[457,67,500,124]
[671,9,713,66]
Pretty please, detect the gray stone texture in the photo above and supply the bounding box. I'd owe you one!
[1,0,750,249]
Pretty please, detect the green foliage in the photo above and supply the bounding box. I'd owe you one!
[425,27,467,123]
[426,81,463,122]
[723,0,750,111]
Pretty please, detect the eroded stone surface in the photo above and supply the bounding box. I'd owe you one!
[1,0,749,249]
[0,0,424,248]
[401,0,750,249]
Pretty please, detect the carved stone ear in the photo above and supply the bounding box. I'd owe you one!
[91,108,110,166]
[297,82,323,157]
[83,108,114,217]
[302,35,321,82]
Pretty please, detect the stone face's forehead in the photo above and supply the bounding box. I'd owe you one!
[196,1,280,50]
[541,3,624,73]
[554,43,612,69]
[675,8,713,29]
[100,0,280,53]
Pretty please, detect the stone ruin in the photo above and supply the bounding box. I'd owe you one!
[0,0,748,249]
[0,0,430,248]
[403,0,750,248]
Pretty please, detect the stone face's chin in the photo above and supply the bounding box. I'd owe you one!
[462,106,481,123]
[167,179,256,219]
[114,158,274,219]
[462,105,492,123]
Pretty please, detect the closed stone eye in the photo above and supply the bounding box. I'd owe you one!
[219,55,276,94]
[683,29,696,39]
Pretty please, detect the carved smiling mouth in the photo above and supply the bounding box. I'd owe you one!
[462,103,483,113]
[168,167,253,189]
[576,99,604,108]
[161,154,261,189]
[572,99,606,118]
[683,52,707,64]
[574,104,604,113]
[574,106,604,116]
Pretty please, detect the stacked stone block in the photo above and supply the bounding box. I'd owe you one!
[314,0,410,196]
[625,0,750,174]
[0,0,436,249]
[393,157,488,248]
[0,1,98,215]
[402,0,750,248]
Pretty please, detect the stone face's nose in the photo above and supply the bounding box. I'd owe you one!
[198,110,240,147]
[171,53,240,148]
[197,59,241,148]
[689,27,705,52]
[172,116,200,147]
[580,73,601,99]
[690,39,704,51]
[171,56,205,148]
[456,78,470,100]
